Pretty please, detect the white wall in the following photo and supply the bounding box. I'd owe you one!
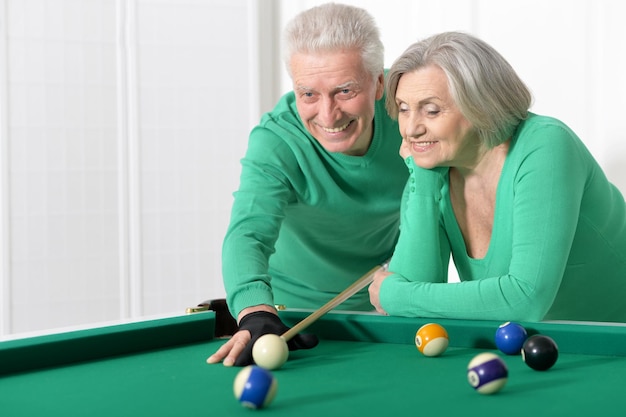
[0,0,624,337]
[0,0,258,337]
[278,0,626,192]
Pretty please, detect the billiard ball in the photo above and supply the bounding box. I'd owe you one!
[415,323,449,357]
[522,334,558,371]
[233,365,278,409]
[495,321,528,355]
[252,334,289,370]
[467,352,508,394]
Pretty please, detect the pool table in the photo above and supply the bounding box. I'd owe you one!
[1,309,626,416]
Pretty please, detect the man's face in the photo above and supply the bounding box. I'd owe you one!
[290,49,383,156]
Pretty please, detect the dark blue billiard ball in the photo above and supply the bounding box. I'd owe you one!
[522,334,558,371]
[467,352,508,394]
[233,365,278,409]
[495,321,528,355]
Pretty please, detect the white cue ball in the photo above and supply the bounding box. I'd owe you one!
[252,334,289,370]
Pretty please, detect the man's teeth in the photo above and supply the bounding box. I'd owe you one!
[323,121,350,133]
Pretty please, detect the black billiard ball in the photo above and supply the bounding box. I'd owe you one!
[521,334,558,371]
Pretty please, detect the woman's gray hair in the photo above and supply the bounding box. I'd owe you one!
[386,31,532,148]
[283,3,384,80]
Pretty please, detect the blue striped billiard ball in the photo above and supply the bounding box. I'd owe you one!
[495,321,528,355]
[233,365,278,409]
[467,352,508,394]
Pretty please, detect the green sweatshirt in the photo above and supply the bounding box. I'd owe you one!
[223,91,408,318]
[382,113,626,323]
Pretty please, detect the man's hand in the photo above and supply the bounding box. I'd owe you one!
[206,308,318,366]
[206,328,253,366]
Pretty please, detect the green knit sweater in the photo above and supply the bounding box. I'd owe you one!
[223,91,408,317]
[381,113,626,323]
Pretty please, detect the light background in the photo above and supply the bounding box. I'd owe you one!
[0,0,624,338]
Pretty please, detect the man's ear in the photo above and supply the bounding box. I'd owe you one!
[375,73,385,100]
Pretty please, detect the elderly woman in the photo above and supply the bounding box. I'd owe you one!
[369,31,626,322]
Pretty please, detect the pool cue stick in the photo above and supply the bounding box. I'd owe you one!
[280,261,389,342]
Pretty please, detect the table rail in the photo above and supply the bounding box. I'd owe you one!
[0,313,215,376]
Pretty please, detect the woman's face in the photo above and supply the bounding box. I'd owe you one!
[395,65,480,169]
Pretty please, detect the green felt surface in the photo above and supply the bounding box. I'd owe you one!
[1,312,626,416]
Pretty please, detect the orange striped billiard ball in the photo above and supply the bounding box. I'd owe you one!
[415,323,449,357]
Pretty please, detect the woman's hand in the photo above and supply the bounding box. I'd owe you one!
[369,268,393,315]
[399,138,411,160]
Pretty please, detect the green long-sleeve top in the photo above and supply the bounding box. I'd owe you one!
[223,91,408,318]
[381,113,626,323]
